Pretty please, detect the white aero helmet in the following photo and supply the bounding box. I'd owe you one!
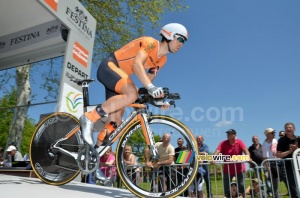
[160,23,188,41]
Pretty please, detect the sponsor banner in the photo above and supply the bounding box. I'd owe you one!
[39,0,96,43]
[73,41,88,67]
[39,0,96,117]
[59,34,90,89]
[59,82,83,118]
[44,0,58,12]
[0,20,63,57]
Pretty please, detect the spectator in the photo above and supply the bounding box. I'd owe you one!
[224,182,244,198]
[262,128,278,198]
[248,135,263,176]
[144,133,175,191]
[278,131,285,138]
[245,178,264,198]
[212,129,251,197]
[174,137,188,196]
[276,130,289,195]
[188,166,206,198]
[277,122,300,198]
[196,135,212,198]
[6,145,23,162]
[99,146,117,187]
[123,145,139,184]
[175,137,187,160]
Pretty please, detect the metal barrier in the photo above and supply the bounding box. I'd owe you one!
[293,148,300,197]
[90,154,300,198]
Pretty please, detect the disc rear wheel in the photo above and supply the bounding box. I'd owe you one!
[30,112,82,185]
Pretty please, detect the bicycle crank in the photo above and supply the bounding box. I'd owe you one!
[77,145,99,174]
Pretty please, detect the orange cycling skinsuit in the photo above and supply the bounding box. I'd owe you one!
[97,37,167,99]
[80,23,188,149]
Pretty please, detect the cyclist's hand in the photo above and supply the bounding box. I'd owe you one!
[146,84,164,98]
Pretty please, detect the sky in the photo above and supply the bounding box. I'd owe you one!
[2,0,300,153]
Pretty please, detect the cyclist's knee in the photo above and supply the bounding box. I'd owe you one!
[123,91,138,103]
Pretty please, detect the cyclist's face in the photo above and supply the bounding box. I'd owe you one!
[169,36,184,53]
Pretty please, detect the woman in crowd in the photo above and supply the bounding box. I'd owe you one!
[99,146,117,187]
[123,145,139,184]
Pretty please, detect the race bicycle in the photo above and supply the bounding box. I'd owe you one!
[30,78,198,198]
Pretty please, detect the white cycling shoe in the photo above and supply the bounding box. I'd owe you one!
[80,114,94,146]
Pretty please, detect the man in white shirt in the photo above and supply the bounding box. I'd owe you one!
[144,133,175,191]
[6,145,23,162]
[262,128,278,198]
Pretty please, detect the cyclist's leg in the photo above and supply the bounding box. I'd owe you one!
[81,55,137,145]
[96,108,124,146]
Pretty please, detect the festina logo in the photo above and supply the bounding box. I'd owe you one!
[10,31,40,46]
[66,6,93,38]
[46,25,59,34]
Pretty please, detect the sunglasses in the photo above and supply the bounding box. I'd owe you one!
[175,35,185,44]
[270,132,276,134]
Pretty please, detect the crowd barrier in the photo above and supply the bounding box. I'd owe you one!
[88,149,300,198]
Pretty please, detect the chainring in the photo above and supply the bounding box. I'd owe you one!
[77,145,99,174]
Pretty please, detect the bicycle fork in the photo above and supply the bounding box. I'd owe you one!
[137,113,159,160]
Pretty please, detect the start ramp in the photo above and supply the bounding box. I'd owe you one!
[0,174,135,198]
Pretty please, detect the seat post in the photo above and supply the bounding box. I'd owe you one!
[82,82,90,112]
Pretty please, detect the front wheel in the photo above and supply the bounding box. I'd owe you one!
[116,115,198,198]
[30,112,82,185]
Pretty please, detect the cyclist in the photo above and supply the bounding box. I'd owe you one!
[80,23,188,151]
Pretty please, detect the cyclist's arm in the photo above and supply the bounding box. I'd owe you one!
[147,72,156,83]
[132,50,152,87]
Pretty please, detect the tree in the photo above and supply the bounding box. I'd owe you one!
[1,0,188,152]
[80,0,188,59]
[126,129,161,163]
[5,65,31,152]
[0,88,35,155]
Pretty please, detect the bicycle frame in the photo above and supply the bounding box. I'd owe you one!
[51,79,159,163]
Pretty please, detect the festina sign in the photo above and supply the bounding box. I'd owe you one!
[66,6,93,38]
[0,20,62,55]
